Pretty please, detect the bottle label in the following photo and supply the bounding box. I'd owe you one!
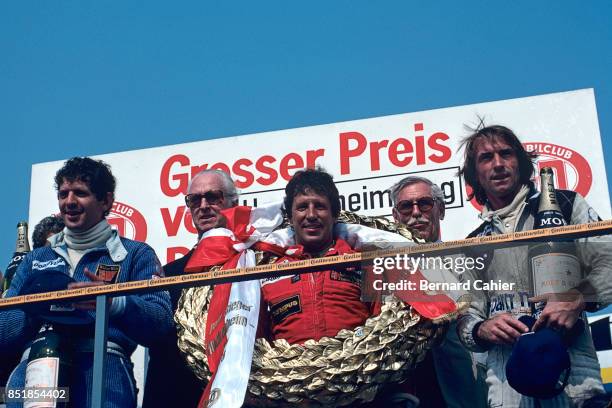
[531,251,581,319]
[2,252,28,292]
[24,357,59,408]
[531,252,581,296]
[536,211,566,228]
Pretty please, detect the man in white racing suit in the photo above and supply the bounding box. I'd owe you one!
[456,124,611,407]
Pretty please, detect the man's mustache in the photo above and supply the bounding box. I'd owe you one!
[407,218,429,227]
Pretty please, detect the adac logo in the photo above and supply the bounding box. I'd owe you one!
[468,142,592,211]
[107,201,148,242]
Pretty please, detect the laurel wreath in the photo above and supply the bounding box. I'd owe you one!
[175,213,459,406]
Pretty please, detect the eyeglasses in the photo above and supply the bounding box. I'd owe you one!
[184,190,225,208]
[394,197,437,216]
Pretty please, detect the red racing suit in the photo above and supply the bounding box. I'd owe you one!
[258,239,379,344]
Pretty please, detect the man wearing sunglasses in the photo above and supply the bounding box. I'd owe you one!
[144,169,239,408]
[391,176,445,243]
[390,176,487,408]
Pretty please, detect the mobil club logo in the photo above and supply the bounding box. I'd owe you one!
[468,142,593,211]
[107,201,148,242]
[523,142,592,195]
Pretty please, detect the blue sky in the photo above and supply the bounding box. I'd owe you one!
[1,1,611,262]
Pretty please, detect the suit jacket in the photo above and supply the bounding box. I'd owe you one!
[143,249,204,408]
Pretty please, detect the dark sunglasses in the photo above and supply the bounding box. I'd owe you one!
[395,197,437,216]
[184,190,225,208]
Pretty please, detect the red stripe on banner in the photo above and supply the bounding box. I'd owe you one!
[252,241,286,257]
[222,206,255,242]
[185,235,238,272]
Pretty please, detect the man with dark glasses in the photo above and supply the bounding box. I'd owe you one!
[184,179,237,236]
[391,176,445,243]
[144,169,239,408]
[390,176,487,408]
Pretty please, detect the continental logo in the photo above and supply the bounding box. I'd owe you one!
[117,281,146,290]
[247,265,275,273]
[588,221,611,230]
[107,201,148,242]
[25,292,55,302]
[85,286,113,294]
[0,297,25,306]
[277,260,308,270]
[180,273,210,282]
[342,253,361,261]
[513,230,546,239]
[148,276,176,286]
[310,256,340,265]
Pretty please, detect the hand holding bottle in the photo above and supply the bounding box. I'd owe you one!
[529,289,585,331]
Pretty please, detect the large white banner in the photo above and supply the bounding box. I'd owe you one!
[30,88,610,264]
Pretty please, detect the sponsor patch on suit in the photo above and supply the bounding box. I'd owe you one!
[329,267,362,285]
[270,295,301,324]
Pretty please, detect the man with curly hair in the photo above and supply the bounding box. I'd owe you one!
[257,168,379,344]
[0,156,173,408]
[32,215,65,249]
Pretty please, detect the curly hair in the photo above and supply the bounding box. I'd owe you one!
[54,157,116,201]
[283,168,341,219]
[32,215,65,248]
[458,123,537,205]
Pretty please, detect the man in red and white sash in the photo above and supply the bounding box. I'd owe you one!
[144,169,239,408]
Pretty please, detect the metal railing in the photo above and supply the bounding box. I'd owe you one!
[1,219,610,407]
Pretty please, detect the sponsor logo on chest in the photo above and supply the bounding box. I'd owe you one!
[32,258,66,271]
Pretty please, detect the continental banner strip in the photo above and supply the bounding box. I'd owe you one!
[1,220,611,310]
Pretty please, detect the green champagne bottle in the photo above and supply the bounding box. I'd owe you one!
[2,221,31,295]
[24,324,72,408]
[529,167,581,319]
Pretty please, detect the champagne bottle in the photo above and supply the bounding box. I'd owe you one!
[24,324,72,408]
[529,167,581,318]
[2,221,31,295]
